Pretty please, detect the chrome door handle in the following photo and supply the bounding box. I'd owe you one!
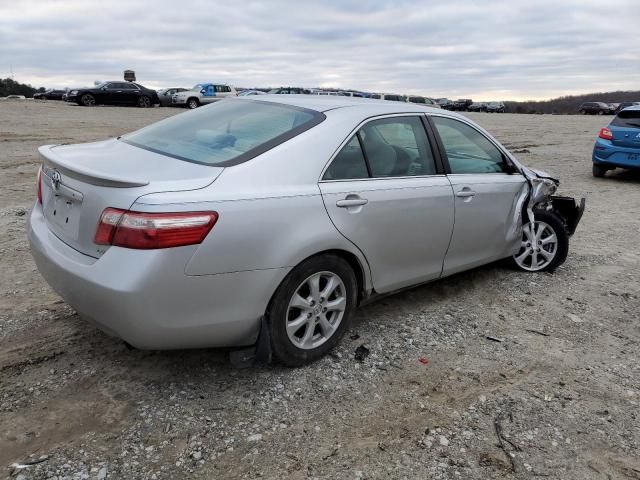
[455,190,476,198]
[336,198,368,208]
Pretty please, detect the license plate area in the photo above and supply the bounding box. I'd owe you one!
[44,186,83,241]
[628,153,639,162]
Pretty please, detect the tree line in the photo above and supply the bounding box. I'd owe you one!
[0,77,46,97]
[504,90,640,114]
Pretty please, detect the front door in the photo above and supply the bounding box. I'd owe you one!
[319,115,455,293]
[429,115,528,276]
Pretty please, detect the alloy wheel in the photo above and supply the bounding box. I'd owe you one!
[82,94,95,106]
[285,271,346,350]
[513,220,558,271]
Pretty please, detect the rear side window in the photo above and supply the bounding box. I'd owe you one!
[431,116,506,174]
[611,110,640,128]
[323,136,368,180]
[323,116,437,180]
[122,100,325,166]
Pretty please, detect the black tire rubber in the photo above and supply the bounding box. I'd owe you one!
[510,210,569,273]
[267,255,357,367]
[592,164,608,177]
[579,110,586,115]
[81,94,95,106]
[187,98,200,109]
[137,96,151,108]
[597,110,604,115]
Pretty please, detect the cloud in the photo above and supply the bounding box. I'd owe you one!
[1,0,638,100]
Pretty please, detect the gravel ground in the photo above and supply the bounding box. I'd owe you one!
[1,101,639,480]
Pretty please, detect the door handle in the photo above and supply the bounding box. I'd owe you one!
[336,198,368,208]
[455,189,476,198]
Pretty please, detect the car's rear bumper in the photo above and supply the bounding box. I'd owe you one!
[593,139,640,169]
[28,205,288,350]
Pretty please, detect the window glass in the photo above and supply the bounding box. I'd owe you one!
[431,117,506,174]
[360,117,436,177]
[322,136,368,180]
[123,100,323,166]
[611,109,640,128]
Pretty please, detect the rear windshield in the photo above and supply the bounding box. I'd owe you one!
[122,100,324,166]
[611,109,640,128]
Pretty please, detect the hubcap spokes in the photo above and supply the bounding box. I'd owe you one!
[514,220,558,271]
[286,271,346,350]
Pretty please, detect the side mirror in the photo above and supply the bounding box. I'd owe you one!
[200,89,206,94]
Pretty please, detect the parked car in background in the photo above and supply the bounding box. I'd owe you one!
[311,91,346,96]
[342,91,367,98]
[157,88,188,106]
[2,95,27,100]
[615,102,640,113]
[467,102,487,112]
[592,106,640,177]
[486,101,506,113]
[238,90,267,96]
[268,87,311,94]
[370,93,406,102]
[578,102,615,115]
[34,89,66,100]
[408,96,441,108]
[452,99,473,111]
[172,83,237,109]
[66,81,159,107]
[29,96,584,366]
[437,98,454,110]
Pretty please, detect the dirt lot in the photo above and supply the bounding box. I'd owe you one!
[1,100,639,480]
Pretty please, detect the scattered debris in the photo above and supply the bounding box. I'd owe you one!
[494,416,519,473]
[354,344,370,362]
[486,336,504,343]
[418,357,429,365]
[524,328,550,337]
[349,333,360,340]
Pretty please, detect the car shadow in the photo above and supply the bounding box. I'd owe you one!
[603,168,640,183]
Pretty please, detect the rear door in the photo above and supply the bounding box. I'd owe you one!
[319,115,454,293]
[429,115,527,276]
[610,110,640,150]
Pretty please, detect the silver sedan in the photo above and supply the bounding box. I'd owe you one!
[28,96,584,366]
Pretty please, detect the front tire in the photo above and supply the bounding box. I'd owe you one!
[80,94,95,106]
[187,98,200,109]
[511,210,568,273]
[267,255,357,366]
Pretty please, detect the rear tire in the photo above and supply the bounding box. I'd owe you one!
[597,110,604,115]
[579,109,586,115]
[267,255,357,367]
[510,210,568,273]
[80,94,95,107]
[187,98,200,109]
[137,95,151,108]
[592,163,608,177]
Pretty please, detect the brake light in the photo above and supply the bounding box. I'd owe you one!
[37,168,43,204]
[95,208,218,249]
[598,127,613,140]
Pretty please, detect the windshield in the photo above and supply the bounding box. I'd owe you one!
[192,84,205,90]
[122,99,325,166]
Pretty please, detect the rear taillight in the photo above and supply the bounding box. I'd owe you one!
[95,208,218,249]
[37,168,43,204]
[598,127,613,140]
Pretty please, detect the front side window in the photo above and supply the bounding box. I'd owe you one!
[323,116,437,180]
[123,100,324,166]
[431,117,506,174]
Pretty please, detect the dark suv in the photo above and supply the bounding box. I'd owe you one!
[452,99,473,111]
[578,102,615,115]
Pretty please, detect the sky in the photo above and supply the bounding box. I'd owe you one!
[1,0,639,101]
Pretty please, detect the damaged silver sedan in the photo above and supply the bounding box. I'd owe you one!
[28,96,584,366]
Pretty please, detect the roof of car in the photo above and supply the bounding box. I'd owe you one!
[235,94,445,114]
[620,105,640,112]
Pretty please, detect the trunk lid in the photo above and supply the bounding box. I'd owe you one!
[39,139,223,258]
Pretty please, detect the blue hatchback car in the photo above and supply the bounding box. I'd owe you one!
[592,106,640,177]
